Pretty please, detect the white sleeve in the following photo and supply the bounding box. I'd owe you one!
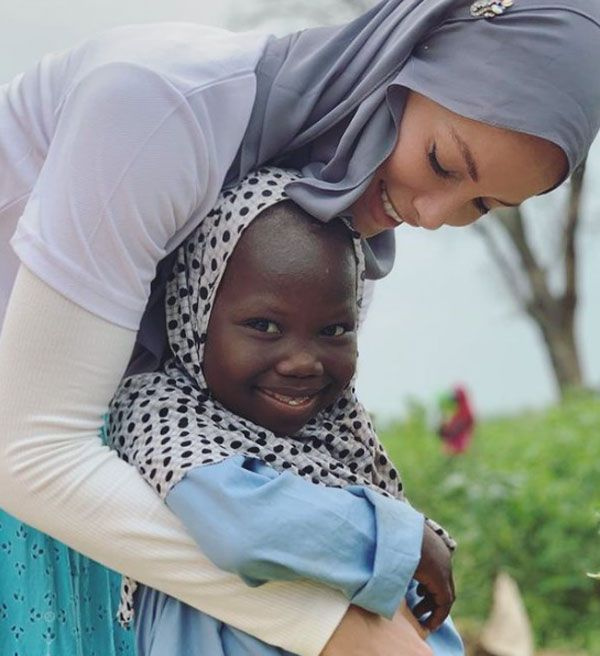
[10,63,209,330]
[0,266,348,656]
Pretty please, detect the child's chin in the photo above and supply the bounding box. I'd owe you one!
[270,419,309,438]
[254,390,326,437]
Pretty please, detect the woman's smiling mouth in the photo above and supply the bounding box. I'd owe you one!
[380,182,404,225]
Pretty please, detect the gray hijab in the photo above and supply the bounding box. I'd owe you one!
[232,0,600,203]
[128,0,600,376]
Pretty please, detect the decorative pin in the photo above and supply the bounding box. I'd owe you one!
[470,0,514,18]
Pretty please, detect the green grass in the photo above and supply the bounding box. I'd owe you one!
[378,393,600,652]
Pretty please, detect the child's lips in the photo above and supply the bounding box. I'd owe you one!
[256,386,324,409]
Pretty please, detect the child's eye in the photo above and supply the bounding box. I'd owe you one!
[428,143,455,180]
[245,318,281,334]
[320,323,351,337]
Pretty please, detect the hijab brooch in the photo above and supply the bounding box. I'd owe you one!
[470,0,514,18]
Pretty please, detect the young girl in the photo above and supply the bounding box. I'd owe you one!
[107,167,463,655]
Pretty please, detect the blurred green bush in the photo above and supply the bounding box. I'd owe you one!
[379,393,600,652]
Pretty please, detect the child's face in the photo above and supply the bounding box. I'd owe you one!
[203,217,358,436]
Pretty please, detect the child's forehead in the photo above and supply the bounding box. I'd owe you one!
[233,203,356,275]
[211,205,358,310]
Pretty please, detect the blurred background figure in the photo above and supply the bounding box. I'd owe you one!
[437,386,475,455]
[477,572,534,656]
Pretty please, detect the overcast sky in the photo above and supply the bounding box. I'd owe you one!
[1,1,229,81]
[3,1,599,420]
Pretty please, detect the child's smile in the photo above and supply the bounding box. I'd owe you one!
[257,387,323,409]
[253,385,327,431]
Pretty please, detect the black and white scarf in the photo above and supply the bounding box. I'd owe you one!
[108,167,454,625]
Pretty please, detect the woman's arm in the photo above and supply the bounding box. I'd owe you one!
[0,266,350,656]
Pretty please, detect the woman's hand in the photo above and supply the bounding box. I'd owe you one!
[412,523,456,631]
[321,604,433,656]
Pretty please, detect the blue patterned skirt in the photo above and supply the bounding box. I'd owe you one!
[0,509,135,656]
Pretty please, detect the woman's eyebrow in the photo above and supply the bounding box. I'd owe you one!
[450,126,479,182]
[450,126,520,208]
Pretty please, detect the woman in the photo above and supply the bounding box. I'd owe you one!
[0,1,598,655]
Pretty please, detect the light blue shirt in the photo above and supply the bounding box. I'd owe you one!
[135,455,464,655]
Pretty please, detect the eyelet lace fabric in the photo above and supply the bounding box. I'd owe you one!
[0,510,135,656]
[0,425,135,655]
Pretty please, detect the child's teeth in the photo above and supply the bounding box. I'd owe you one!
[380,187,404,224]
[271,392,311,406]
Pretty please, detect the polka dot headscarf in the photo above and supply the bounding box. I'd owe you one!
[107,167,455,624]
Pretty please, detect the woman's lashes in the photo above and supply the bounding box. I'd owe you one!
[428,143,454,179]
[473,197,490,216]
[429,143,489,216]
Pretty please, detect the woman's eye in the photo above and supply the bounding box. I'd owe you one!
[321,324,350,337]
[245,319,280,334]
[428,143,454,180]
[473,197,490,216]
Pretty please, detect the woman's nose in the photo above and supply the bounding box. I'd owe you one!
[413,192,469,230]
[275,346,324,378]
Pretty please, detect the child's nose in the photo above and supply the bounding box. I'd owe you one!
[275,347,324,378]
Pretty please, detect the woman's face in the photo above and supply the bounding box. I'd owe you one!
[351,91,568,236]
